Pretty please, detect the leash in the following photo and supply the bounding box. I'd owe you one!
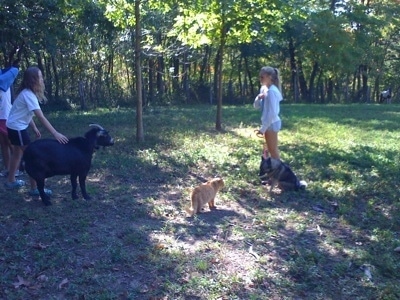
[254,129,264,139]
[254,129,269,156]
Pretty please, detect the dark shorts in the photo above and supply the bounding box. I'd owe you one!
[7,128,31,146]
[0,120,7,135]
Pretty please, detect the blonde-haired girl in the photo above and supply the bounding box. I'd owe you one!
[253,66,283,159]
[5,66,68,195]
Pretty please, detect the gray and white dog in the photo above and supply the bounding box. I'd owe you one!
[259,153,307,192]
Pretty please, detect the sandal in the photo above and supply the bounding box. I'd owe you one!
[4,180,25,189]
[29,188,53,196]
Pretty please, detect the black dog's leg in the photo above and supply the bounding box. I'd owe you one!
[37,179,51,206]
[79,173,91,200]
[70,174,79,199]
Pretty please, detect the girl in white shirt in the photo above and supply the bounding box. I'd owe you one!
[5,66,69,194]
[253,66,283,159]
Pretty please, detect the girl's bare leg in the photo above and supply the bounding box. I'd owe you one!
[7,145,24,183]
[264,130,280,160]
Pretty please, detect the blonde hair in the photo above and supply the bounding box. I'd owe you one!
[260,66,282,92]
[19,66,47,103]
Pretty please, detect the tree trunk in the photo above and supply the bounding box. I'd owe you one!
[135,0,144,143]
[51,55,59,101]
[148,58,154,106]
[288,37,299,103]
[327,77,333,103]
[297,60,308,101]
[199,45,210,84]
[215,33,225,131]
[243,55,253,99]
[156,31,165,100]
[183,51,189,103]
[173,57,180,93]
[308,62,319,102]
[44,54,53,101]
[361,65,369,102]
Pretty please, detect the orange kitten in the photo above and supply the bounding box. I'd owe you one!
[185,178,224,217]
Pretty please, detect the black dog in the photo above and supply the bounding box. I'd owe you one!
[23,124,114,206]
[259,155,307,192]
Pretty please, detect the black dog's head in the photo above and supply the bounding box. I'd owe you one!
[96,129,114,148]
[259,155,281,179]
[88,124,115,149]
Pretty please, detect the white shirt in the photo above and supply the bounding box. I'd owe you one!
[6,89,40,131]
[0,88,12,120]
[253,85,268,110]
[259,84,282,134]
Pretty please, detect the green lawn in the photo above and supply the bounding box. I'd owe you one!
[1,103,400,299]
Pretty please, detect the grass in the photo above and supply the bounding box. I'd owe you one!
[1,103,400,299]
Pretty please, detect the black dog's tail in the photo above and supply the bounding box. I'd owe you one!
[297,180,308,190]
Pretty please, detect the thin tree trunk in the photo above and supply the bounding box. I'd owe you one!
[51,55,59,101]
[297,60,308,101]
[135,0,144,142]
[215,36,225,131]
[288,37,299,103]
[148,58,154,106]
[309,62,319,102]
[243,56,253,99]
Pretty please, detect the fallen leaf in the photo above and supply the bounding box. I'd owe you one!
[13,275,30,288]
[82,262,95,269]
[312,205,325,212]
[118,291,129,300]
[154,243,166,250]
[210,258,220,264]
[24,265,32,275]
[37,274,48,282]
[58,278,69,290]
[140,284,149,293]
[394,246,400,252]
[316,225,323,236]
[28,284,41,290]
[32,243,49,250]
[24,219,35,226]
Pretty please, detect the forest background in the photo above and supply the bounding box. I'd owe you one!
[2,2,400,298]
[1,0,400,128]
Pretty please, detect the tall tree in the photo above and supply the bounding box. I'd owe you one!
[135,0,144,142]
[167,0,284,130]
[103,0,145,142]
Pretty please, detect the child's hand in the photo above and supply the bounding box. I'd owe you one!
[34,128,41,139]
[53,132,69,144]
